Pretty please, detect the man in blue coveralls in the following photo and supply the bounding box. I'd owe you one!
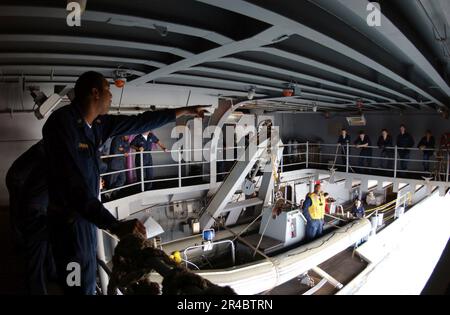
[6,141,56,294]
[42,71,207,294]
[131,131,167,190]
[107,135,131,196]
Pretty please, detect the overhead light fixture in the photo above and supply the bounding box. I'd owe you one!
[293,85,302,96]
[113,68,134,88]
[282,88,294,97]
[282,82,298,97]
[247,87,256,100]
[346,115,366,126]
[154,24,168,37]
[31,86,72,119]
[114,78,126,88]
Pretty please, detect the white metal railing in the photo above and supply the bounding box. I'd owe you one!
[277,142,450,182]
[99,142,449,198]
[100,148,211,196]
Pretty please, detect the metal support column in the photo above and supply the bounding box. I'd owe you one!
[346,143,349,173]
[394,146,398,178]
[140,151,145,192]
[178,150,182,188]
[306,141,309,168]
[446,152,449,183]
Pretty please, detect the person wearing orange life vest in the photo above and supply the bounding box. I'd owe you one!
[302,182,326,240]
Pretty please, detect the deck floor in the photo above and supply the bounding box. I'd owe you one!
[263,248,367,295]
[241,233,284,253]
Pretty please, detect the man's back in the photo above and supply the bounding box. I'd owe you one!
[6,141,48,242]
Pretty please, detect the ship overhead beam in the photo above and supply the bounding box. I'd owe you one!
[0,5,233,45]
[0,3,446,111]
[0,53,168,69]
[163,73,377,109]
[309,0,450,99]
[217,58,399,104]
[253,47,418,104]
[0,34,194,59]
[198,0,446,108]
[128,26,295,85]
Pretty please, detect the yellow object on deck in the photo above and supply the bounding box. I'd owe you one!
[171,251,182,264]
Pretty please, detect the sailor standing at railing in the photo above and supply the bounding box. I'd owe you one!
[354,130,372,172]
[131,131,167,190]
[396,124,415,171]
[107,135,130,196]
[418,130,436,173]
[377,129,394,171]
[337,128,351,169]
[302,182,326,241]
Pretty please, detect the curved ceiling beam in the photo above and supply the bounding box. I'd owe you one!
[190,66,395,105]
[1,51,385,107]
[129,26,295,85]
[0,5,233,45]
[164,74,355,108]
[0,74,267,99]
[0,65,146,76]
[309,0,450,98]
[218,57,396,103]
[255,47,417,103]
[189,66,380,106]
[0,4,427,109]
[0,75,79,83]
[0,53,167,69]
[0,34,193,59]
[198,0,445,107]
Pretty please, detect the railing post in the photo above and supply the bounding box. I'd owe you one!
[346,143,349,173]
[178,150,182,188]
[306,141,309,168]
[446,152,449,183]
[140,151,145,192]
[394,146,398,179]
[281,150,284,173]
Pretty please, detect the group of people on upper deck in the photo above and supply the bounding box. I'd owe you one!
[337,124,436,173]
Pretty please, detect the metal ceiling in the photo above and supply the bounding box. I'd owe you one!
[0,0,449,113]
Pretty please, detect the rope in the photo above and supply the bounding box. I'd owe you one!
[205,211,272,261]
[330,145,339,170]
[253,214,271,257]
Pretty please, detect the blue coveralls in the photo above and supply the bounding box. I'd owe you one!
[107,136,130,189]
[337,134,351,167]
[130,133,159,190]
[5,141,55,295]
[417,136,435,172]
[377,135,394,170]
[42,103,175,295]
[351,205,365,218]
[354,135,372,170]
[396,133,414,170]
[302,196,324,241]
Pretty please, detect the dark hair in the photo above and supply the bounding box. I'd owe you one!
[341,128,347,131]
[359,130,365,135]
[426,129,432,134]
[381,129,388,133]
[400,124,406,128]
[74,71,106,103]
